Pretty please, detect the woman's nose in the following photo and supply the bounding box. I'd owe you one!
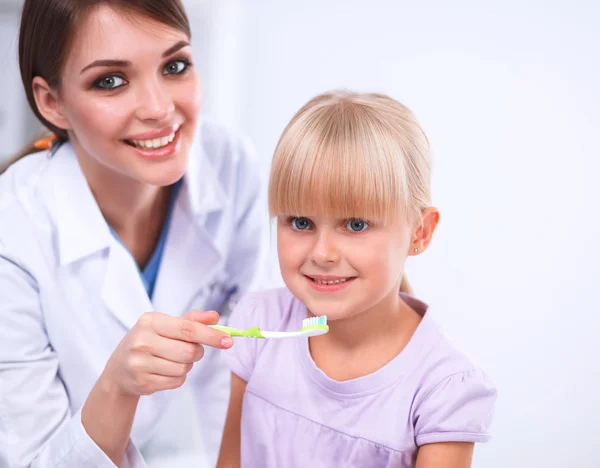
[135,79,175,122]
[310,231,341,266]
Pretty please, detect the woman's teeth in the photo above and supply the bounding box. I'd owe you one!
[312,277,351,285]
[130,132,176,149]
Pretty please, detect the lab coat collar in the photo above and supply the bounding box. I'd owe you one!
[48,138,227,267]
[45,143,111,266]
[183,130,227,218]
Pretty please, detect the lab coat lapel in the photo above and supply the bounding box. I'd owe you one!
[101,242,154,330]
[151,166,226,317]
[46,143,153,330]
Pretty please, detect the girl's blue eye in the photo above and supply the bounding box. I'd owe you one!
[347,218,368,232]
[291,217,311,231]
[93,75,126,90]
[164,59,189,75]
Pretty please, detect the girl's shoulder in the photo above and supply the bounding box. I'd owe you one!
[396,308,497,445]
[415,312,493,388]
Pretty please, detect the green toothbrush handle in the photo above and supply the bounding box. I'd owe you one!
[211,325,265,339]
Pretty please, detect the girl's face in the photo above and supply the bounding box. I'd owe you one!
[42,5,201,186]
[277,211,438,321]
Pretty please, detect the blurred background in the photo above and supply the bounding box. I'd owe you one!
[1,0,599,467]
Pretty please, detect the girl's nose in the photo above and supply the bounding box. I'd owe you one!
[310,230,341,266]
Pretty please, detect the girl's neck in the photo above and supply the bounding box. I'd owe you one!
[320,288,420,348]
[308,288,422,382]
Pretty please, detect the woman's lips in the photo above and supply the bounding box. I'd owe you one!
[123,127,182,160]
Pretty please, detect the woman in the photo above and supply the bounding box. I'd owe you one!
[0,1,265,467]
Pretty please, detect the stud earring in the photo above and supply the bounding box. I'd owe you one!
[414,247,419,253]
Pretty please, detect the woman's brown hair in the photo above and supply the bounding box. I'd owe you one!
[1,0,190,174]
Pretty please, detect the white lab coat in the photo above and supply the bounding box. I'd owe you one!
[0,120,268,468]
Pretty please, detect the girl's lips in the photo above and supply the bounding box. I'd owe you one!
[305,275,356,293]
[124,127,182,160]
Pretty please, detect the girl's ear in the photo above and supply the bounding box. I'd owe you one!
[409,208,440,255]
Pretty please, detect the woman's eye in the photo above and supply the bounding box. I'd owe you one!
[93,75,126,90]
[291,217,312,231]
[347,218,369,232]
[164,60,189,75]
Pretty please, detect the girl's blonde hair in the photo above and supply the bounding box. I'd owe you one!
[268,90,431,225]
[268,91,432,296]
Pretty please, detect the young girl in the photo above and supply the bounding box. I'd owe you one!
[217,91,496,467]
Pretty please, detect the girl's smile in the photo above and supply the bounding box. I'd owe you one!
[304,274,357,292]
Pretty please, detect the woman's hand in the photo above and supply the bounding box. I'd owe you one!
[82,310,231,464]
[102,310,232,396]
[81,311,233,466]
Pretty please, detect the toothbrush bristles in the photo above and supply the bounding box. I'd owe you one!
[302,315,328,327]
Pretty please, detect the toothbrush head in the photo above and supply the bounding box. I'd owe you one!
[300,315,329,337]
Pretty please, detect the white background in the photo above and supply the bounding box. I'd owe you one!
[2,1,599,466]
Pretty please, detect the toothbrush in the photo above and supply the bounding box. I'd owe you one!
[210,316,329,339]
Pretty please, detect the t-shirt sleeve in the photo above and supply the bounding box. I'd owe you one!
[414,368,497,446]
[220,292,263,382]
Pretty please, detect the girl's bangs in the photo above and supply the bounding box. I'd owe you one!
[268,120,408,224]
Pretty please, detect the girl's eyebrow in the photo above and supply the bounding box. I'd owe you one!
[80,41,190,74]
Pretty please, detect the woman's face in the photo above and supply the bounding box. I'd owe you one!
[54,5,201,186]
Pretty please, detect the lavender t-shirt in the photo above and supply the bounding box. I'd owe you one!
[222,288,496,468]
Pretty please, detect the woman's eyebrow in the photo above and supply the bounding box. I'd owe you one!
[80,41,190,74]
[81,59,129,74]
[162,40,190,57]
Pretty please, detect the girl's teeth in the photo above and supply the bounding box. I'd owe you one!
[314,278,350,285]
[131,132,176,149]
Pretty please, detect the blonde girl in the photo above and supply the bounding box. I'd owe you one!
[217,91,496,468]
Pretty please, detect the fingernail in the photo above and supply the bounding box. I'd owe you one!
[221,336,233,348]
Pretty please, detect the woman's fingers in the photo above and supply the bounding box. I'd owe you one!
[137,373,188,395]
[148,335,205,363]
[138,355,193,377]
[138,311,232,349]
[105,311,230,397]
[183,309,220,325]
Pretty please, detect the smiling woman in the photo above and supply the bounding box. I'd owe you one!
[30,3,201,190]
[0,1,266,467]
